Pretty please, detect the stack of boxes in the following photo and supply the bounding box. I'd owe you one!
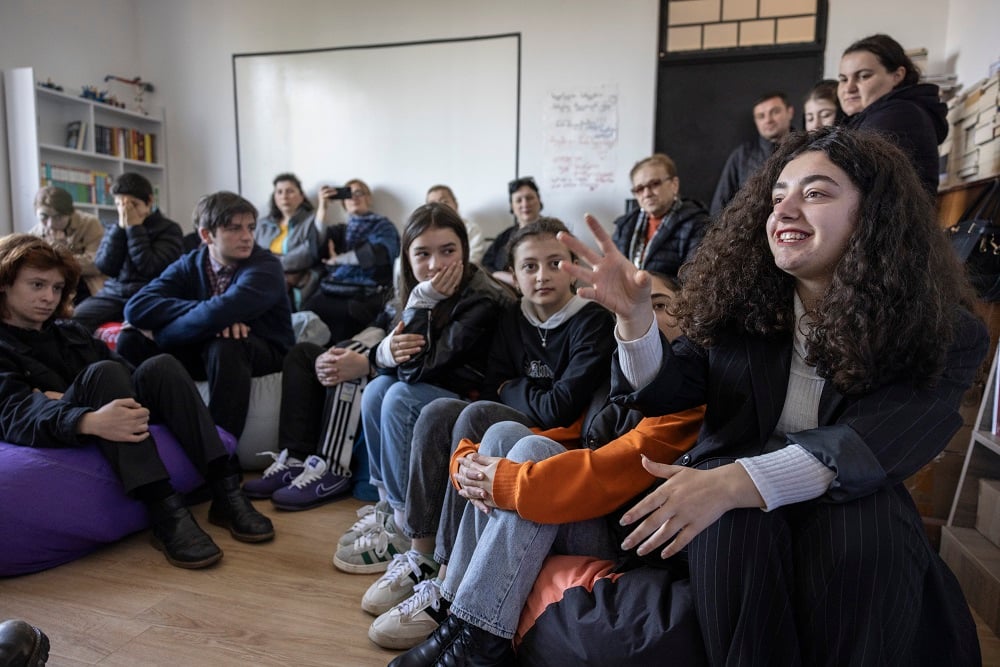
[942,73,1000,187]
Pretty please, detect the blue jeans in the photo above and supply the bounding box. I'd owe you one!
[362,374,458,511]
[402,399,534,545]
[441,422,619,639]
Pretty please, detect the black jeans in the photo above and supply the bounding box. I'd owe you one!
[116,331,285,439]
[63,355,229,494]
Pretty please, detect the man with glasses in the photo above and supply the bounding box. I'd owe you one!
[710,91,795,216]
[30,186,106,304]
[612,154,710,278]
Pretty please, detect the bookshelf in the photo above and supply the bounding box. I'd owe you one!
[3,67,167,232]
[943,345,1000,635]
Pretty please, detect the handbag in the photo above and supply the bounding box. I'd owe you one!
[947,178,1000,301]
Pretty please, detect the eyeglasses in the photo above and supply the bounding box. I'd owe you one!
[631,178,673,196]
[350,190,368,199]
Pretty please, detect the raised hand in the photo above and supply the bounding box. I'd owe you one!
[557,214,654,340]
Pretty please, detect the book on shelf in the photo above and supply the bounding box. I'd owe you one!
[94,124,156,163]
[65,121,82,150]
[38,162,114,206]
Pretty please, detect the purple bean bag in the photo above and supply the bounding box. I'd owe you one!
[0,424,237,577]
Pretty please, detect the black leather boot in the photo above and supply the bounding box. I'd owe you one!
[208,474,275,542]
[389,615,514,667]
[0,619,49,666]
[148,494,222,569]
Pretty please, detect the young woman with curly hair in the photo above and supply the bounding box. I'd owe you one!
[528,126,985,666]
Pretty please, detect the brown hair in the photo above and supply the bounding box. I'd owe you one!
[629,154,678,182]
[33,186,74,216]
[399,203,470,305]
[0,234,80,322]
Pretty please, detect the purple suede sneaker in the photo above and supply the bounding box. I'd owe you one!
[271,455,351,511]
[242,449,305,499]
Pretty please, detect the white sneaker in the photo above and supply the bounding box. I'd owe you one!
[338,500,388,547]
[362,550,438,616]
[332,514,409,574]
[368,579,448,650]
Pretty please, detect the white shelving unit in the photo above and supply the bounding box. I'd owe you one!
[4,66,167,232]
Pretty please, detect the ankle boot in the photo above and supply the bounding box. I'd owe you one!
[0,619,50,667]
[148,494,223,569]
[208,474,275,543]
[390,614,514,667]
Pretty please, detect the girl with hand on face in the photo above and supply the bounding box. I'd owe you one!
[549,127,985,666]
[364,220,616,650]
[332,204,516,574]
[838,33,947,194]
[254,173,320,310]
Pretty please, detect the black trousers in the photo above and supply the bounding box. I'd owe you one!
[276,342,327,459]
[71,294,127,332]
[300,291,383,344]
[685,459,970,666]
[64,356,229,494]
[116,331,285,439]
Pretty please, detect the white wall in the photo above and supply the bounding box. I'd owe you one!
[134,0,661,241]
[945,0,1000,88]
[3,0,1000,239]
[824,0,950,78]
[0,0,142,234]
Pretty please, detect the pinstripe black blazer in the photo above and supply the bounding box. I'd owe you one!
[611,307,988,503]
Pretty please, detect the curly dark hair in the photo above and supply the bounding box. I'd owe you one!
[676,126,977,394]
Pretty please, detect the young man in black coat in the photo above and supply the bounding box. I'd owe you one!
[0,234,273,569]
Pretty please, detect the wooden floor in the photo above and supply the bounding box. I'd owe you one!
[3,494,1000,666]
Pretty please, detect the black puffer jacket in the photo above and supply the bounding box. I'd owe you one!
[93,210,184,299]
[845,83,948,194]
[612,198,710,278]
[395,264,517,397]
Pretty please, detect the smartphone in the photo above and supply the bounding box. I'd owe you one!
[325,186,354,200]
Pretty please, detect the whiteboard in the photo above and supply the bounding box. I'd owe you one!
[233,34,520,236]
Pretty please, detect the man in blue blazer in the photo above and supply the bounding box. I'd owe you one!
[119,191,294,440]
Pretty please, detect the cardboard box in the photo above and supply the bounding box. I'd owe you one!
[940,526,1000,637]
[978,479,1000,549]
[979,136,1000,179]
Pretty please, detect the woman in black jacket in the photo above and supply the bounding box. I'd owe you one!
[839,33,948,194]
[333,204,516,574]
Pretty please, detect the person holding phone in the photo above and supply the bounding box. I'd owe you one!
[300,178,400,343]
